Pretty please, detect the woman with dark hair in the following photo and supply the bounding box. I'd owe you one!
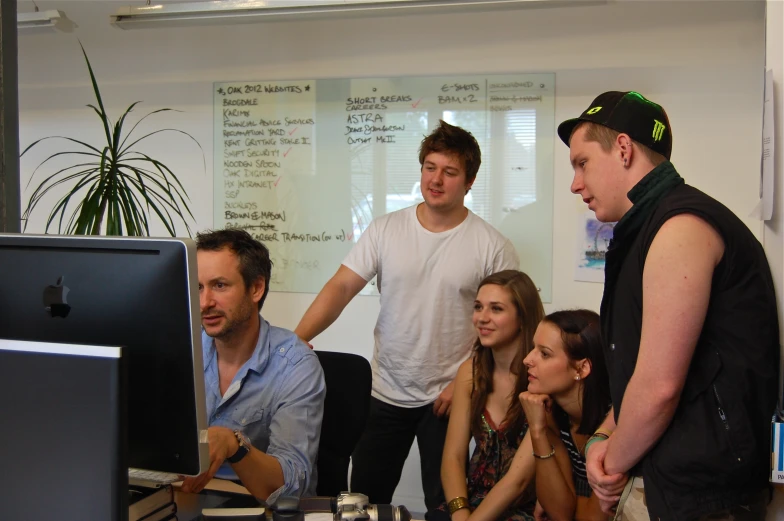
[519,310,611,521]
[434,270,570,521]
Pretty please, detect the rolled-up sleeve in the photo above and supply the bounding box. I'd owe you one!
[265,350,325,504]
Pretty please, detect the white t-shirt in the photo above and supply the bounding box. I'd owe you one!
[342,204,520,408]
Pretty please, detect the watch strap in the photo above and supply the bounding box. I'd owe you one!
[227,430,250,463]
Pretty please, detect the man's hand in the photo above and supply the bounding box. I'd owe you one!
[519,391,551,433]
[599,499,618,516]
[180,426,238,494]
[585,438,627,504]
[433,380,455,417]
[534,500,549,521]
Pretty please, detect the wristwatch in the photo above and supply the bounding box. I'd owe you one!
[228,430,251,463]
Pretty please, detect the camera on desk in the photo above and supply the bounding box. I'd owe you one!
[335,492,412,521]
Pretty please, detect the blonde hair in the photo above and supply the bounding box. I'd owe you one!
[572,121,667,167]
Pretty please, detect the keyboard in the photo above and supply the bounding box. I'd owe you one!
[128,468,180,485]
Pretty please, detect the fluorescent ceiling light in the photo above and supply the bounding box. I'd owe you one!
[18,9,63,29]
[111,0,604,28]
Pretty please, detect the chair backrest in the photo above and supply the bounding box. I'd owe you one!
[314,350,372,497]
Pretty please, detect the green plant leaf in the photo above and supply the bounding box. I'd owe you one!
[119,107,179,152]
[125,153,196,212]
[120,167,184,236]
[45,172,101,234]
[80,42,112,148]
[21,44,204,237]
[119,127,206,176]
[115,174,149,235]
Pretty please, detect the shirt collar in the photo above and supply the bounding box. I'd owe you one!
[202,314,272,377]
[247,316,271,374]
[613,161,683,242]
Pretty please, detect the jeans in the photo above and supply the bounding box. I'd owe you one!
[615,477,769,521]
[350,396,449,511]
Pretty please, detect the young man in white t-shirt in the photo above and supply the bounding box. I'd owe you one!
[294,120,519,511]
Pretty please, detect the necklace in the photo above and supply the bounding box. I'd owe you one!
[572,430,588,456]
[569,420,588,456]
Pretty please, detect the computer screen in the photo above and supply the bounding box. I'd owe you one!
[0,234,209,477]
[0,339,126,521]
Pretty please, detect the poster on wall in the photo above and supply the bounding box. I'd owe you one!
[574,209,615,284]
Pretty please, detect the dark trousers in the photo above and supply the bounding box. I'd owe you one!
[350,396,449,511]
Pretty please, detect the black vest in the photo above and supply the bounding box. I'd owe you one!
[602,181,779,521]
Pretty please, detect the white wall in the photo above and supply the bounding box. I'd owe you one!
[17,0,767,513]
[764,0,784,518]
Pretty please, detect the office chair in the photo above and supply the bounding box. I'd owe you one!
[314,350,372,497]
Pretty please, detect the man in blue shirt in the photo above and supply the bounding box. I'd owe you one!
[180,229,326,504]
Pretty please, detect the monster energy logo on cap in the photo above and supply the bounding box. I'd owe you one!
[557,91,673,160]
[652,119,666,142]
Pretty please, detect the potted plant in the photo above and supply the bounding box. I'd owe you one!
[21,44,203,236]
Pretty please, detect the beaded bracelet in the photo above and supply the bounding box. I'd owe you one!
[532,445,556,459]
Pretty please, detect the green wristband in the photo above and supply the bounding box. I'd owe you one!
[583,435,607,456]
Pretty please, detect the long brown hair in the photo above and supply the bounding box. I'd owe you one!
[470,270,544,439]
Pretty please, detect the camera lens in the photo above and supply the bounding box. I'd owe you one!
[373,504,394,521]
[367,504,411,521]
[396,506,412,521]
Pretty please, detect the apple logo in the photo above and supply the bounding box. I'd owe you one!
[43,276,71,318]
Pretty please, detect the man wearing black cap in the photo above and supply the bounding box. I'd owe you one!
[556,91,779,521]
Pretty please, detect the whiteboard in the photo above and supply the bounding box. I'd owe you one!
[213,73,555,301]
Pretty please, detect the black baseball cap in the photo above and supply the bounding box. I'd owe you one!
[557,91,672,160]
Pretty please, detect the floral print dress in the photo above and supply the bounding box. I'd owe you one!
[434,410,536,521]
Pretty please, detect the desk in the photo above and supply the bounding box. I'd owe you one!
[173,488,333,521]
[174,489,262,521]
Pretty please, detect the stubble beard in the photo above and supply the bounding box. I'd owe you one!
[210,300,258,341]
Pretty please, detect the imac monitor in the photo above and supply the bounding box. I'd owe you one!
[0,340,126,521]
[0,234,209,477]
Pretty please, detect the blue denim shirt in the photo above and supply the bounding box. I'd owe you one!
[203,317,325,504]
